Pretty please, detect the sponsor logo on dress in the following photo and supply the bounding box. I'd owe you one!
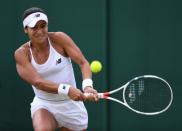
[56,58,62,65]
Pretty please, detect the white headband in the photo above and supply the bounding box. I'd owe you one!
[23,12,48,28]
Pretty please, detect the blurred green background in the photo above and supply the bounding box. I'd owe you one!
[0,0,181,131]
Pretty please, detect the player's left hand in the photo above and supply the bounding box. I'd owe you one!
[83,86,99,101]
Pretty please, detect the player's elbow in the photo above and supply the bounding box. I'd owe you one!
[80,59,89,68]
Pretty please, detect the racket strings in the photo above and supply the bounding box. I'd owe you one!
[125,78,172,113]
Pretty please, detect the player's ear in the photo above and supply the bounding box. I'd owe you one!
[24,27,28,34]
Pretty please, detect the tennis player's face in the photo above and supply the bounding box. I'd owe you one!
[25,20,48,43]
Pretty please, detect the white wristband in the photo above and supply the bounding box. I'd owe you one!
[58,84,71,95]
[82,79,93,91]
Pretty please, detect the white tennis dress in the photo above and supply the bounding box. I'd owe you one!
[29,38,88,130]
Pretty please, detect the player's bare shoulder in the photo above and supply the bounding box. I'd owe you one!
[49,31,68,38]
[48,32,71,57]
[48,32,73,46]
[14,42,31,62]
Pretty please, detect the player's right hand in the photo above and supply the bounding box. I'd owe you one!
[83,87,99,102]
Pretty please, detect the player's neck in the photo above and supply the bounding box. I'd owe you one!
[30,39,49,52]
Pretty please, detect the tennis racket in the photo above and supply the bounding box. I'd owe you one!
[84,75,173,115]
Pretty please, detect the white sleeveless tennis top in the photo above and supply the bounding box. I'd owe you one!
[29,38,76,101]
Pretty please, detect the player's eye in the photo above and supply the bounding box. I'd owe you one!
[40,23,47,28]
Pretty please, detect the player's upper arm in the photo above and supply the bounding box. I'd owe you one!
[14,46,42,86]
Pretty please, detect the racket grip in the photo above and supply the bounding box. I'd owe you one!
[83,93,108,99]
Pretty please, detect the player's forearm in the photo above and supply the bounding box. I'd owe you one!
[79,60,92,79]
[33,78,59,94]
[33,78,84,100]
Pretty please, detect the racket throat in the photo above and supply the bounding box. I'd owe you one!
[101,92,110,98]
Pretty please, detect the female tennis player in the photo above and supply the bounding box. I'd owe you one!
[14,7,98,131]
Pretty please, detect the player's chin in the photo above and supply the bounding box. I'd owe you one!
[36,36,47,42]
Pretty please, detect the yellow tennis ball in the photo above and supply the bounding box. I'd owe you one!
[90,60,102,73]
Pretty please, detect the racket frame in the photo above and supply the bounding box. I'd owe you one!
[98,75,173,115]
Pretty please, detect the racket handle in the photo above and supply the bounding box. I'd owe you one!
[83,93,109,99]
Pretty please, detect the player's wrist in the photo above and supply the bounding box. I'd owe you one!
[58,84,71,95]
[82,78,93,91]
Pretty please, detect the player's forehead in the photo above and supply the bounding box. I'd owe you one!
[36,20,47,25]
[34,20,47,27]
